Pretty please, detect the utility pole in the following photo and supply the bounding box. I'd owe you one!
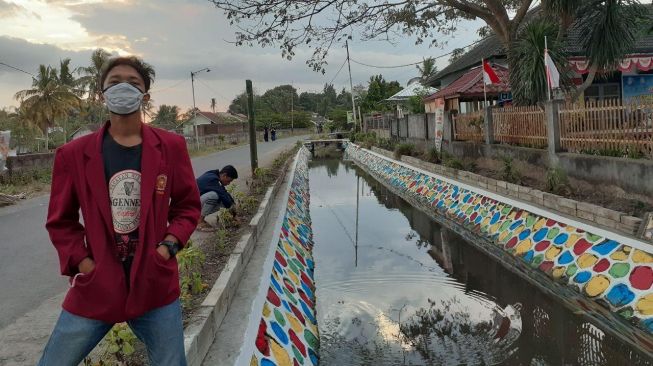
[246,80,258,174]
[191,71,198,151]
[346,40,357,131]
[190,67,210,151]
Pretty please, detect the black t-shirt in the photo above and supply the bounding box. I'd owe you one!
[102,132,142,284]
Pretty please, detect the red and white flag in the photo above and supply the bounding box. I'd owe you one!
[482,59,500,85]
[544,48,560,89]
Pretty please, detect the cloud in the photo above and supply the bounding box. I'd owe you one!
[0,0,483,111]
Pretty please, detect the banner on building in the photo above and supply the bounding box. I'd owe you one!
[0,131,10,171]
[433,98,445,152]
[623,74,653,104]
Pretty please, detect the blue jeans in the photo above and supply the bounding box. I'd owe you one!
[38,299,186,366]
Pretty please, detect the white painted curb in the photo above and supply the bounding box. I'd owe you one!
[183,152,295,366]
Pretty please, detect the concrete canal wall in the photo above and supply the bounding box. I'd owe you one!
[239,148,319,366]
[346,143,653,356]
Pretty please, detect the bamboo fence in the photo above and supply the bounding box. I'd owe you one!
[492,106,547,148]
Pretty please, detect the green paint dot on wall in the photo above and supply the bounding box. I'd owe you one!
[531,254,544,268]
[289,261,300,275]
[566,264,578,277]
[526,216,536,228]
[609,263,631,278]
[274,308,286,326]
[618,307,634,319]
[502,206,512,214]
[466,207,474,215]
[547,228,560,240]
[500,221,511,233]
[304,329,319,349]
[283,287,298,304]
[586,233,602,243]
[292,345,305,364]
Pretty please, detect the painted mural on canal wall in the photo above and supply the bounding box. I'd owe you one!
[247,148,319,366]
[345,143,653,355]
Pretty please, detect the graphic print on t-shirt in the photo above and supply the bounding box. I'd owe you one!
[108,169,141,234]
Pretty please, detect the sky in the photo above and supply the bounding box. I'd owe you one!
[0,0,484,113]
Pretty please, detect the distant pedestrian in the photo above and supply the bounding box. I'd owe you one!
[39,56,200,366]
[271,127,277,141]
[196,165,238,232]
[263,126,269,142]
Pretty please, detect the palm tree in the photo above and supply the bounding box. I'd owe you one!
[509,19,569,105]
[544,0,649,100]
[416,57,437,84]
[77,48,111,102]
[14,65,80,150]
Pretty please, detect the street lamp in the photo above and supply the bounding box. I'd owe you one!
[191,67,210,150]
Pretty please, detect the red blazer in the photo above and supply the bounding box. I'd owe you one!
[46,123,200,323]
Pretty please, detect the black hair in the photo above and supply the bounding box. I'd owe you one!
[100,56,155,92]
[219,165,238,179]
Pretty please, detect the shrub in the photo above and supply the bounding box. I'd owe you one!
[546,166,569,194]
[394,143,416,159]
[443,157,464,170]
[377,138,397,152]
[501,156,522,184]
[422,147,441,164]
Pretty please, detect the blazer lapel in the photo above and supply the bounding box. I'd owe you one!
[84,122,113,235]
[140,124,162,233]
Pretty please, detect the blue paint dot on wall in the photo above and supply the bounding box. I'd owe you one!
[270,276,283,294]
[606,284,635,307]
[270,321,289,345]
[282,299,291,312]
[464,193,472,203]
[308,348,319,365]
[273,261,283,275]
[475,215,483,224]
[533,228,549,242]
[261,358,277,366]
[300,300,317,324]
[574,271,592,284]
[523,250,534,262]
[510,220,523,231]
[519,229,531,241]
[641,318,653,333]
[306,259,315,270]
[301,281,314,299]
[592,240,619,256]
[553,233,569,246]
[490,212,501,225]
[558,251,575,265]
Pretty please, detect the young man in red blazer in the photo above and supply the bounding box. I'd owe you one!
[38,56,200,366]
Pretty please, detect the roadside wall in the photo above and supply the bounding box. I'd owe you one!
[348,143,653,356]
[447,141,653,196]
[6,153,55,175]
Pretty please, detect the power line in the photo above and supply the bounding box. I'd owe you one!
[0,62,35,77]
[349,36,489,69]
[328,57,349,85]
[196,78,230,103]
[150,78,188,93]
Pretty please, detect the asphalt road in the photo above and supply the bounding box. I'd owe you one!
[0,135,305,330]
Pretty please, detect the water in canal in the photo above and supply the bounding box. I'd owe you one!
[309,157,653,366]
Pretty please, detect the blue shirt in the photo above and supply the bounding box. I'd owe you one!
[196,170,235,208]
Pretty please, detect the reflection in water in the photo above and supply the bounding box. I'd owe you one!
[309,159,653,366]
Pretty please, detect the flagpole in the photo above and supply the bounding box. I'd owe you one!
[545,36,551,101]
[482,59,487,109]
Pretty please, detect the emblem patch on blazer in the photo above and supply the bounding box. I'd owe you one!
[156,174,167,195]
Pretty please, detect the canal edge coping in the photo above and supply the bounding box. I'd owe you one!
[183,150,297,366]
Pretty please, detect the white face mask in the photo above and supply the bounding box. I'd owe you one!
[103,82,146,115]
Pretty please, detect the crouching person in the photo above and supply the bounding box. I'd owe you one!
[196,165,238,232]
